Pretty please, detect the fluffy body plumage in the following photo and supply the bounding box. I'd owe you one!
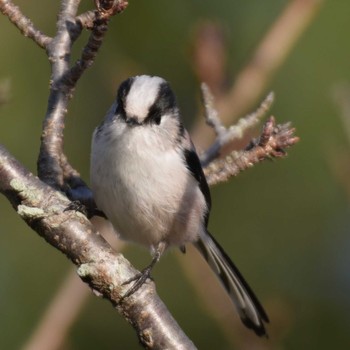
[90,75,269,336]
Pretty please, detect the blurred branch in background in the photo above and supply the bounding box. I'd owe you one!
[0,78,11,107]
[191,0,324,148]
[330,82,350,198]
[191,21,228,99]
[24,270,89,350]
[332,82,350,145]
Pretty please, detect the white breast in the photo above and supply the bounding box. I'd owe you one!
[90,121,207,250]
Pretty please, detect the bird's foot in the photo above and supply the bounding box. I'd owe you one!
[120,241,166,301]
[121,265,153,299]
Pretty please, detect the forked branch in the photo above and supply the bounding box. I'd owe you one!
[204,116,299,186]
[200,84,299,185]
[200,84,275,166]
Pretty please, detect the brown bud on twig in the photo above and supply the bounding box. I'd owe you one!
[95,0,128,18]
[204,116,299,186]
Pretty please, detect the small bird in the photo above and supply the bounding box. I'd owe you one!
[90,75,269,336]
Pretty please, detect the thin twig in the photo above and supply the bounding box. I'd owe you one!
[67,1,129,86]
[0,0,52,49]
[64,17,109,87]
[201,83,226,137]
[204,116,299,186]
[200,88,275,167]
[76,1,128,29]
[94,0,129,18]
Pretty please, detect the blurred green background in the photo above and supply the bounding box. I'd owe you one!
[1,0,350,349]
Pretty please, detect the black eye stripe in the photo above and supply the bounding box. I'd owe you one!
[119,77,134,103]
[146,106,162,125]
[156,82,176,111]
[115,77,134,115]
[144,82,177,125]
[115,78,178,126]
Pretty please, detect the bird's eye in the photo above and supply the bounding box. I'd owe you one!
[154,114,161,125]
[146,107,162,125]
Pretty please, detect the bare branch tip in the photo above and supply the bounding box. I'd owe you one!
[200,82,214,108]
[77,0,128,29]
[258,116,299,156]
[256,92,275,118]
[200,82,225,137]
[95,0,128,18]
[261,92,275,112]
[200,81,208,91]
[266,91,275,103]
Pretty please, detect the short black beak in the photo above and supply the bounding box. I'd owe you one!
[126,117,141,127]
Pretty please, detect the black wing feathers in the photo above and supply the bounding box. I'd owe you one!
[183,147,211,226]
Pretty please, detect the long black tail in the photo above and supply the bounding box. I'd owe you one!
[195,231,269,337]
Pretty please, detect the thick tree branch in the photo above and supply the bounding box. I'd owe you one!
[23,219,125,350]
[0,0,52,49]
[0,144,196,350]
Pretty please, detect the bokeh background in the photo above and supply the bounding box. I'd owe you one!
[1,0,350,349]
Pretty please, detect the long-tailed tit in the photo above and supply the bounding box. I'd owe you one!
[90,75,269,336]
